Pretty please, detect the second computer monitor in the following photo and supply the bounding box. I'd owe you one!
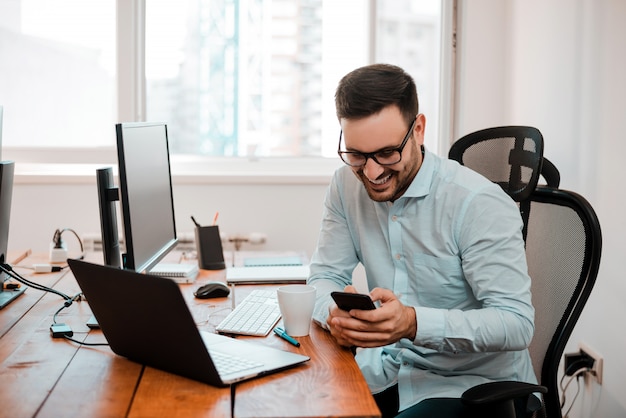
[96,167,122,268]
[0,106,3,160]
[115,122,178,273]
[0,160,26,308]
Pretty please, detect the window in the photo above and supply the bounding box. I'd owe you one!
[1,0,444,163]
[146,0,442,158]
[0,0,116,149]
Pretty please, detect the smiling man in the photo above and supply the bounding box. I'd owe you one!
[339,106,422,203]
[307,64,537,417]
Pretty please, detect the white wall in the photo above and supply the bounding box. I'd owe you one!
[456,1,626,417]
[9,175,329,259]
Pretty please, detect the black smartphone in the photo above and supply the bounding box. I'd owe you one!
[331,291,377,311]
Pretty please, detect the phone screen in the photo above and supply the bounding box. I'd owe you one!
[331,291,376,311]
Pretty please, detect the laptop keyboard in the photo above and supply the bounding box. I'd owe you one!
[210,350,263,375]
[216,289,281,336]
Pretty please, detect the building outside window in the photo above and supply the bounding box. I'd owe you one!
[1,0,442,161]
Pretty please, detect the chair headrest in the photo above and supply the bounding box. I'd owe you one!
[449,126,544,201]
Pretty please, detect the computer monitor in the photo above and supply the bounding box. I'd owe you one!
[0,106,3,160]
[1,161,26,308]
[0,162,13,267]
[115,122,178,273]
[96,167,122,268]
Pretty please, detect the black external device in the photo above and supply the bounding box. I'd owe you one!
[331,291,377,311]
[50,323,74,338]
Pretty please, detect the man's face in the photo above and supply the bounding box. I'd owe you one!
[340,106,426,202]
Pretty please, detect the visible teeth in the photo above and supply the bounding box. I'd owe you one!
[368,173,392,185]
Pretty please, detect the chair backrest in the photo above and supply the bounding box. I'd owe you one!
[450,127,602,417]
[449,126,555,242]
[449,126,545,202]
[523,187,601,418]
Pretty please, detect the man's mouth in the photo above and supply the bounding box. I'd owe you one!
[367,173,392,186]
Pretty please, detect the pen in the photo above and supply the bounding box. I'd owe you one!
[212,211,219,226]
[191,216,201,227]
[273,327,300,347]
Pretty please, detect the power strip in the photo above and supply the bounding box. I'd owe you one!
[50,242,68,263]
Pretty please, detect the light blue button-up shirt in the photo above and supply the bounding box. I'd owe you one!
[308,149,537,411]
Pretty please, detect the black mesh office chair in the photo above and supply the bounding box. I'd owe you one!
[448,127,603,418]
[448,126,559,241]
[449,126,545,199]
[448,126,561,189]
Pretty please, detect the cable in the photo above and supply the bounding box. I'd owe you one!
[563,380,581,418]
[49,293,108,346]
[14,264,66,273]
[2,262,107,347]
[62,335,109,346]
[52,228,63,248]
[560,367,587,416]
[0,263,73,301]
[1,263,70,300]
[51,294,82,324]
[45,291,109,346]
[54,228,85,256]
[53,300,110,346]
[562,372,583,418]
[50,228,86,262]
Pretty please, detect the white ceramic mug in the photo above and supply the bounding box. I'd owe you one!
[276,284,316,337]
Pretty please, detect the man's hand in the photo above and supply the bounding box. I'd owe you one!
[327,286,417,348]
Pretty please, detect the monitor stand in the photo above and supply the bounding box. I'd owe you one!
[86,315,100,329]
[0,286,26,309]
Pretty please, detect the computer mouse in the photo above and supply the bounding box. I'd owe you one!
[194,282,230,299]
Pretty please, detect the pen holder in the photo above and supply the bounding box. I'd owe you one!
[194,225,226,270]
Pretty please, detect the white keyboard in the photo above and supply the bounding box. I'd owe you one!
[216,289,281,336]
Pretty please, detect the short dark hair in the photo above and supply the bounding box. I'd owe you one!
[335,63,419,126]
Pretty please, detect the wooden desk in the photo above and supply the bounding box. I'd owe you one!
[0,253,380,418]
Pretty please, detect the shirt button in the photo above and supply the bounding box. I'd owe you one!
[391,215,398,222]
[395,254,401,260]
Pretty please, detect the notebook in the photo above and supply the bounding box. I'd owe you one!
[67,259,309,387]
[226,265,310,284]
[149,262,199,284]
[243,256,303,267]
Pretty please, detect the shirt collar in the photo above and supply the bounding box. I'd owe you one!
[400,148,435,199]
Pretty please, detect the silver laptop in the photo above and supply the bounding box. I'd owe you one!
[226,265,310,284]
[67,259,309,387]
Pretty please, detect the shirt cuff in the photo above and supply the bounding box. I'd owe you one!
[413,306,445,349]
[312,295,333,331]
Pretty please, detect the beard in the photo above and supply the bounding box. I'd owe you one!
[356,170,397,202]
[354,146,422,202]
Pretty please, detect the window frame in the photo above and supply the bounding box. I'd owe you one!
[6,0,455,185]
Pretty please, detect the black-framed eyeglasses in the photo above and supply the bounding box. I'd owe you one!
[337,118,416,167]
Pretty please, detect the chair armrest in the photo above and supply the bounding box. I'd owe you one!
[461,381,547,406]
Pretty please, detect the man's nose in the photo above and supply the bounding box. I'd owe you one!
[362,157,385,179]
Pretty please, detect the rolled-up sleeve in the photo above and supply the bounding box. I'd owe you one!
[413,187,535,353]
[308,169,360,328]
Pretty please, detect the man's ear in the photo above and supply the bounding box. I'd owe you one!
[413,113,427,145]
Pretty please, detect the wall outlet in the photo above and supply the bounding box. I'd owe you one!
[579,341,603,385]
